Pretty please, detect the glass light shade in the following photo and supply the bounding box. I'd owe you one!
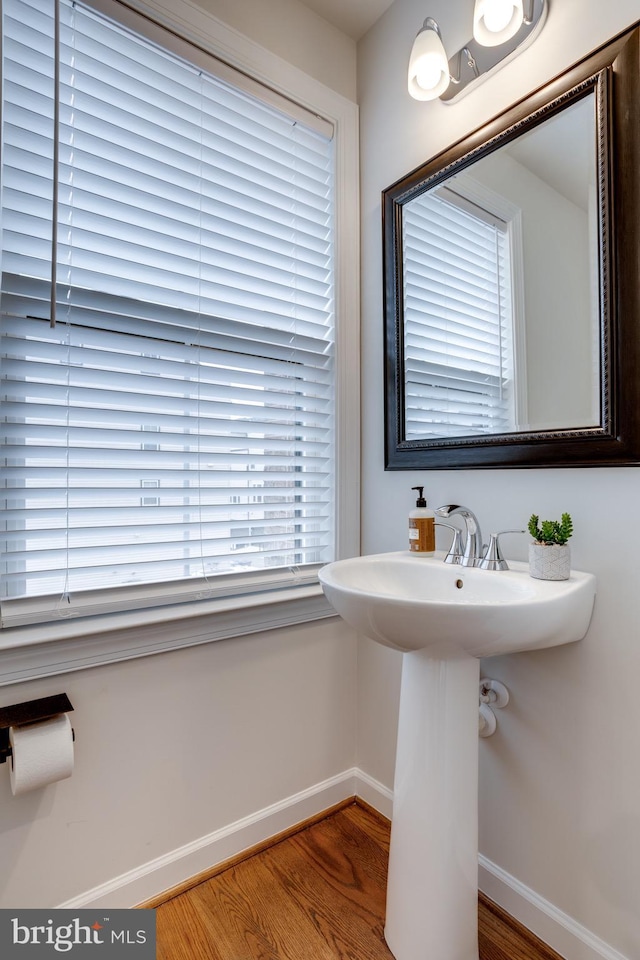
[473,0,524,46]
[408,23,450,100]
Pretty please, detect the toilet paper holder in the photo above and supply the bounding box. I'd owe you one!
[0,694,74,763]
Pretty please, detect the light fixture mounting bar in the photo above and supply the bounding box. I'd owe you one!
[441,0,546,102]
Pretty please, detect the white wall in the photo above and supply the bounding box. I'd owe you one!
[192,0,356,100]
[0,0,359,910]
[358,1,640,957]
[0,620,357,907]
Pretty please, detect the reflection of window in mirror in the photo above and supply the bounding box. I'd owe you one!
[469,97,599,432]
[402,177,525,439]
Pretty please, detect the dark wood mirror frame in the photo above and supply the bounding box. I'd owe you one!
[383,23,640,470]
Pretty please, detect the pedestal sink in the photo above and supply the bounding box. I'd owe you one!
[318,551,596,960]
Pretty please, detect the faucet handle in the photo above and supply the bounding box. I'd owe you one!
[479,530,526,571]
[435,521,464,564]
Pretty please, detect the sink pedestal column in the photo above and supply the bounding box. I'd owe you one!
[384,650,480,960]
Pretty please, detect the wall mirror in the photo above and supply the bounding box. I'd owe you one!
[383,23,640,469]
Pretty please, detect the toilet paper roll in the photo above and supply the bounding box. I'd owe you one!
[9,713,74,796]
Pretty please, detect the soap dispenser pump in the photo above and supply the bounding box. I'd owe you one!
[409,486,435,555]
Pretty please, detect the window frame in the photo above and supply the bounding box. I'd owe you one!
[0,0,360,685]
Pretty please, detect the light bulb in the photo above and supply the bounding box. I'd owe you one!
[473,0,523,47]
[483,0,514,33]
[414,53,446,92]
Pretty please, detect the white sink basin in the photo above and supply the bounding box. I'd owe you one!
[319,550,596,960]
[318,550,595,658]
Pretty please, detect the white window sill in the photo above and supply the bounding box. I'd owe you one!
[0,585,336,686]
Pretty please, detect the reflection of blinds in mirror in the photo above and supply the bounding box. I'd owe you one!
[402,186,515,440]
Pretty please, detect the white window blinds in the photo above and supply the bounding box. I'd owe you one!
[402,185,514,440]
[0,0,336,627]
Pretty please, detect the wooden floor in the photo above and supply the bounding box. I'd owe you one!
[155,801,564,960]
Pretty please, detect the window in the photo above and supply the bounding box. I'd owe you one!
[0,0,358,660]
[402,179,519,440]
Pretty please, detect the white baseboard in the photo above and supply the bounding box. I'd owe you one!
[58,770,625,960]
[352,767,394,819]
[479,855,631,960]
[57,767,391,910]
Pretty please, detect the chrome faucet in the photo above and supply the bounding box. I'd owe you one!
[434,504,484,566]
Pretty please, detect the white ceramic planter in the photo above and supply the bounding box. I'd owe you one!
[529,542,571,580]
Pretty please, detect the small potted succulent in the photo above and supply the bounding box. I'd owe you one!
[527,513,573,580]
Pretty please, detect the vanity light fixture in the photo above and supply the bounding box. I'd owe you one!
[408,0,546,103]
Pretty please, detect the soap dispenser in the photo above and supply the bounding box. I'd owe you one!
[409,486,435,555]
